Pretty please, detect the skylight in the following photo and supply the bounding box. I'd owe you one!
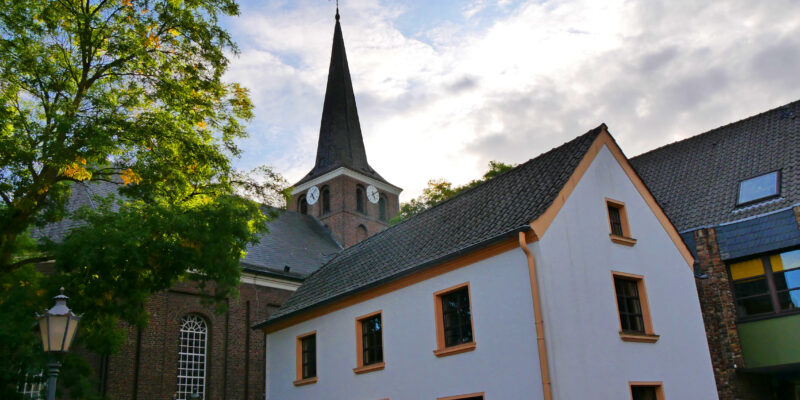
[738,171,780,205]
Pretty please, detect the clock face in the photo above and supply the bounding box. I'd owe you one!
[306,186,320,205]
[366,185,380,204]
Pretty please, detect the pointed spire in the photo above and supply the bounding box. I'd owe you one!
[296,9,388,186]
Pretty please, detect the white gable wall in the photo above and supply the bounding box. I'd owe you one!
[531,145,718,399]
[265,248,544,400]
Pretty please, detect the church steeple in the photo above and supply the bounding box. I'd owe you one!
[296,10,387,186]
[289,9,401,249]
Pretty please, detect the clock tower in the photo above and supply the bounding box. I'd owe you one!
[287,10,401,248]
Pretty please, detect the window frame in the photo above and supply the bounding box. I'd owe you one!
[728,247,800,322]
[611,272,659,343]
[736,170,781,207]
[629,381,665,400]
[294,331,318,386]
[606,198,636,246]
[353,310,385,374]
[433,282,477,357]
[177,314,209,400]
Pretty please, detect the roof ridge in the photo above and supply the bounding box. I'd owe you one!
[632,99,800,160]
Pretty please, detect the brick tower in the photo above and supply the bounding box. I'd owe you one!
[287,10,401,248]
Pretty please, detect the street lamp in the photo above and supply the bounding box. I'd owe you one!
[37,287,81,400]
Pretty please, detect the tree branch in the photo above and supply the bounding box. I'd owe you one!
[7,256,55,269]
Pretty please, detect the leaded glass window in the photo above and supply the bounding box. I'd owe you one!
[300,334,316,379]
[177,314,207,400]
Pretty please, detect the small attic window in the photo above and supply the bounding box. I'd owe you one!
[738,171,780,206]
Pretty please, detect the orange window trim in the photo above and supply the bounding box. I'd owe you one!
[612,271,659,343]
[437,392,485,400]
[433,282,477,357]
[261,237,519,334]
[606,198,637,246]
[529,126,693,267]
[354,310,385,374]
[294,330,317,386]
[629,381,665,400]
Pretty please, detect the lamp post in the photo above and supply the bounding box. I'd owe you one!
[37,287,81,400]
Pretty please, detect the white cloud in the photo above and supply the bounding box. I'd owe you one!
[225,0,800,200]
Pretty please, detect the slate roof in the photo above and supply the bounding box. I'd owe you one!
[258,125,605,327]
[32,181,340,280]
[295,12,389,187]
[713,209,800,261]
[631,99,800,232]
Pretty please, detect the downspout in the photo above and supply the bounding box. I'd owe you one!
[518,231,552,400]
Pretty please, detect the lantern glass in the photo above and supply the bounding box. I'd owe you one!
[48,314,68,352]
[62,315,79,351]
[38,316,50,352]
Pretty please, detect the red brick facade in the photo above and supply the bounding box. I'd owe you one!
[693,227,782,399]
[97,280,293,400]
[289,175,399,248]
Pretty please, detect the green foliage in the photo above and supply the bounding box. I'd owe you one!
[0,0,287,397]
[390,161,516,224]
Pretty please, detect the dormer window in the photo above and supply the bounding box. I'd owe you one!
[738,171,780,206]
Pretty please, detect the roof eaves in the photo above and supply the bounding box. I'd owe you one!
[253,225,532,331]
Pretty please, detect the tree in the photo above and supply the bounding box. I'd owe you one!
[391,161,515,224]
[0,0,285,397]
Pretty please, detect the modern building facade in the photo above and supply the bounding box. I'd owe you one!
[258,124,719,399]
[632,100,800,400]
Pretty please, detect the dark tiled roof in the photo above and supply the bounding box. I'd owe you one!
[260,125,605,326]
[631,100,800,232]
[242,210,342,278]
[296,13,389,187]
[714,209,800,261]
[32,182,339,279]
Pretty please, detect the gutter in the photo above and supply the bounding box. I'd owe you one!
[253,226,530,330]
[518,231,552,400]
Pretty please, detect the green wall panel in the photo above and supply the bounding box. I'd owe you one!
[738,314,800,368]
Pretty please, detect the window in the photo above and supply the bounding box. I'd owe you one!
[18,371,44,399]
[612,272,658,343]
[379,195,387,221]
[356,185,365,213]
[738,171,780,205]
[177,314,208,400]
[606,198,636,246]
[434,282,476,357]
[730,248,800,319]
[354,311,384,374]
[321,186,330,215]
[629,382,665,400]
[294,331,317,386]
[298,195,308,215]
[356,224,368,242]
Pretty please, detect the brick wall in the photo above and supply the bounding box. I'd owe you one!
[693,228,773,399]
[100,281,292,400]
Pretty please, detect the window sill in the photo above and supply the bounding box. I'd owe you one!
[293,377,318,387]
[433,341,477,357]
[619,332,659,343]
[610,234,637,246]
[353,362,385,374]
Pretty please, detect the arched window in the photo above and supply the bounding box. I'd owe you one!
[321,186,330,215]
[356,185,365,213]
[177,315,208,400]
[298,195,308,215]
[379,195,387,221]
[356,224,368,242]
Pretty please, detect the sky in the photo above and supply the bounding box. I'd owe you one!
[220,0,800,201]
